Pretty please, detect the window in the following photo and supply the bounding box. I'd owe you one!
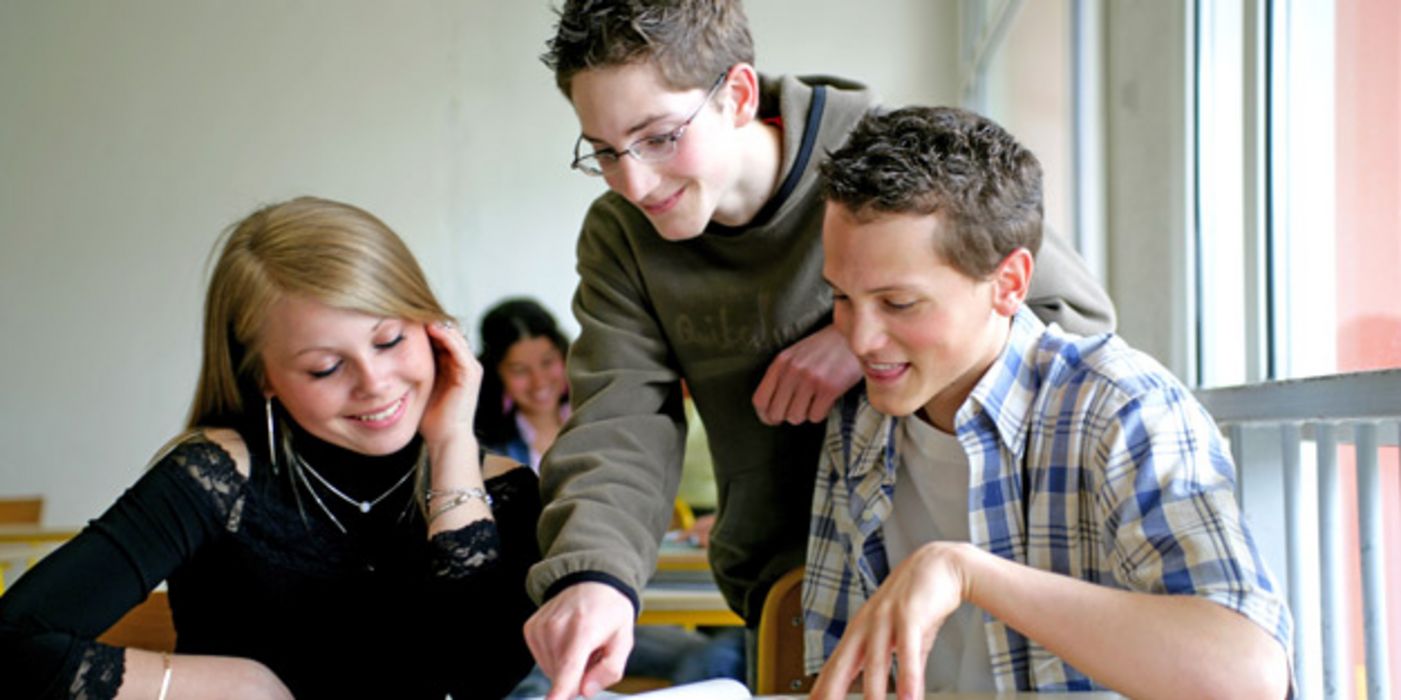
[1197,1,1401,696]
[1198,0,1401,385]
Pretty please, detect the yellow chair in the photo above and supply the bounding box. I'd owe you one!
[97,590,176,652]
[755,566,815,695]
[669,497,696,532]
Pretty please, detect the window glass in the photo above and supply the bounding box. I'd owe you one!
[1332,0,1401,375]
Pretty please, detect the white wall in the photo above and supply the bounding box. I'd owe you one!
[968,0,1193,376]
[0,1,958,526]
[1104,0,1193,377]
[984,0,1076,250]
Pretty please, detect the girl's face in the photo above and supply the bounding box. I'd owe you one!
[260,295,434,455]
[498,336,567,418]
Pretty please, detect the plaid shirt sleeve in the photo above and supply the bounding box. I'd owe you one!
[1088,368,1294,653]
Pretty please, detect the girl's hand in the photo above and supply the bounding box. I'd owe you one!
[419,320,482,448]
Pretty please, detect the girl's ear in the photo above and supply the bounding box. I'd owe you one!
[991,247,1034,316]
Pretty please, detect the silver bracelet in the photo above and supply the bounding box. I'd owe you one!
[426,487,492,524]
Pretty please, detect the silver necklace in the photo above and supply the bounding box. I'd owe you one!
[293,457,350,535]
[294,452,417,515]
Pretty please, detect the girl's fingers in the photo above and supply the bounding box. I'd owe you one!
[428,320,481,379]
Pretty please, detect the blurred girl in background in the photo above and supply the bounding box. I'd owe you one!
[475,298,570,473]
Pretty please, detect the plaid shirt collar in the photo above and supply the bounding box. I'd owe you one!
[958,307,1044,461]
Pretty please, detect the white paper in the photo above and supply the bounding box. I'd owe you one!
[629,679,751,699]
[514,678,752,700]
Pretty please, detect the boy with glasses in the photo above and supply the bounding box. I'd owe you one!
[523,3,1117,697]
[805,106,1291,699]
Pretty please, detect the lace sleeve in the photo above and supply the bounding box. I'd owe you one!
[431,467,540,698]
[69,644,123,700]
[0,435,240,700]
[428,520,500,578]
[427,467,540,579]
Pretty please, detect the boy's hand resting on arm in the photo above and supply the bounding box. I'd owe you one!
[753,324,863,426]
[810,542,972,700]
[524,582,635,700]
[811,541,1291,700]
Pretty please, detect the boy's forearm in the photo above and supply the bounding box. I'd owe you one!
[958,544,1288,700]
[529,417,683,604]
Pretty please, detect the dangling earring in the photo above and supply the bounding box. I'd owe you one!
[265,397,278,473]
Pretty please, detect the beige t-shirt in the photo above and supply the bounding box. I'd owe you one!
[882,414,995,692]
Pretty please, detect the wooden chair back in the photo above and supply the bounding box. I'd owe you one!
[0,497,43,525]
[97,590,176,652]
[756,566,815,694]
[0,497,46,595]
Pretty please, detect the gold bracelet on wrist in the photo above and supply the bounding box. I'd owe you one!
[156,652,173,700]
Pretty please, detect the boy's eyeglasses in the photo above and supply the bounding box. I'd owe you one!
[570,72,728,177]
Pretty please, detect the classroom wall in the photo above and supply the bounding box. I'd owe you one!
[1104,0,1193,378]
[0,1,959,526]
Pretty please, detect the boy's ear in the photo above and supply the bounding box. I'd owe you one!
[991,247,1034,316]
[724,63,761,128]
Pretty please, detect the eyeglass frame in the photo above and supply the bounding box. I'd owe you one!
[570,71,730,177]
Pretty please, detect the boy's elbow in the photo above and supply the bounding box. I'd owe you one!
[1209,635,1291,700]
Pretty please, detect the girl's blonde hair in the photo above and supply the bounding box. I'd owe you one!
[188,196,450,430]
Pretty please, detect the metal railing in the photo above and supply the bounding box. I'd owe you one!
[1197,368,1400,700]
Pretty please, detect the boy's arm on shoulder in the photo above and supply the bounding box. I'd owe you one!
[1025,226,1117,335]
[753,324,862,425]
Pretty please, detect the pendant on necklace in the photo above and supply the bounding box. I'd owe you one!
[359,501,371,514]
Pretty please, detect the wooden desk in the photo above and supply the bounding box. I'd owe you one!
[0,525,80,545]
[639,583,743,628]
[0,542,61,595]
[642,550,744,629]
[656,538,711,573]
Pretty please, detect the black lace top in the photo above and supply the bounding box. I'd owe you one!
[0,428,540,699]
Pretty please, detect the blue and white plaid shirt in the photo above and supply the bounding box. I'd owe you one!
[803,307,1292,691]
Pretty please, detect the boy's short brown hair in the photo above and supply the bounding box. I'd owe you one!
[542,0,754,98]
[820,106,1044,279]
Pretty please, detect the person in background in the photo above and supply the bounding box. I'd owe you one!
[523,2,1118,698]
[476,297,571,473]
[805,107,1292,699]
[0,197,539,699]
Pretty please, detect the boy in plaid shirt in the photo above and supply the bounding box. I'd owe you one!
[805,106,1292,699]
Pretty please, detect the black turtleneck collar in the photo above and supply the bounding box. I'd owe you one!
[286,420,423,498]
